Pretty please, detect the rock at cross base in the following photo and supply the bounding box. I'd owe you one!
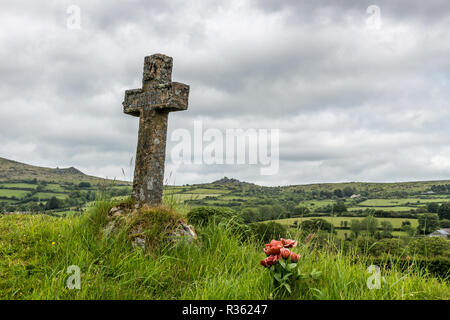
[105,205,197,250]
[123,54,189,205]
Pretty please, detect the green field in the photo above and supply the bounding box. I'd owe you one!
[302,200,336,207]
[359,198,450,206]
[0,183,38,189]
[42,184,68,192]
[164,193,223,201]
[35,192,68,200]
[295,196,450,214]
[270,216,420,239]
[2,156,450,232]
[271,216,419,229]
[348,206,419,212]
[0,189,30,198]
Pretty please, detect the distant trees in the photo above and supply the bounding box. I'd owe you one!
[293,205,310,217]
[285,200,296,213]
[380,220,394,238]
[239,204,290,223]
[350,220,362,238]
[332,201,347,215]
[417,213,440,234]
[249,222,288,243]
[361,216,378,236]
[241,207,259,223]
[401,221,416,237]
[440,219,450,228]
[333,189,343,198]
[299,218,335,234]
[401,220,411,227]
[350,216,379,238]
[430,184,450,194]
[259,204,286,220]
[45,196,62,210]
[78,182,91,188]
[187,206,240,227]
[437,202,450,220]
[319,190,333,199]
[343,186,354,197]
[427,202,439,213]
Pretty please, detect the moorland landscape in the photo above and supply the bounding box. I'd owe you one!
[0,156,449,299]
[2,0,450,307]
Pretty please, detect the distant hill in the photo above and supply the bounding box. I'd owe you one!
[210,176,256,187]
[2,156,450,192]
[2,156,450,219]
[195,176,450,195]
[0,157,124,184]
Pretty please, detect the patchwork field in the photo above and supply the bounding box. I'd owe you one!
[358,198,448,206]
[0,177,130,214]
[270,216,419,229]
[0,189,30,198]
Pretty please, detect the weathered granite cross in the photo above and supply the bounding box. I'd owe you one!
[123,54,189,205]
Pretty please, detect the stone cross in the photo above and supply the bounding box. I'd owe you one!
[123,54,189,205]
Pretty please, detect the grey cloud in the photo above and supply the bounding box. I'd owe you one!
[253,0,450,25]
[0,0,450,185]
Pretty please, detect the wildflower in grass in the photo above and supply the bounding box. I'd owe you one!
[51,241,56,246]
[305,233,315,243]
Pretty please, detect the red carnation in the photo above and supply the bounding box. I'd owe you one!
[290,252,300,263]
[281,238,298,248]
[264,240,283,255]
[260,254,280,268]
[280,248,291,259]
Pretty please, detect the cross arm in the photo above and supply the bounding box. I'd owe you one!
[123,82,190,117]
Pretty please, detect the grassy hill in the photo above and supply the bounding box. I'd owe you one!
[0,199,448,299]
[0,158,449,299]
[165,177,450,220]
[2,156,450,222]
[0,157,131,215]
[0,157,115,183]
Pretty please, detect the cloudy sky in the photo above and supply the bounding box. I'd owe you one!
[1,0,449,186]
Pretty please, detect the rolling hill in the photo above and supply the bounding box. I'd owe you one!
[0,157,119,184]
[2,156,450,220]
[0,157,131,214]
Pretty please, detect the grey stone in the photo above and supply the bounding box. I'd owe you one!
[132,237,146,250]
[169,222,197,244]
[123,53,190,205]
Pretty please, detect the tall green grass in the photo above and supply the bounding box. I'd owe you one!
[0,199,448,300]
